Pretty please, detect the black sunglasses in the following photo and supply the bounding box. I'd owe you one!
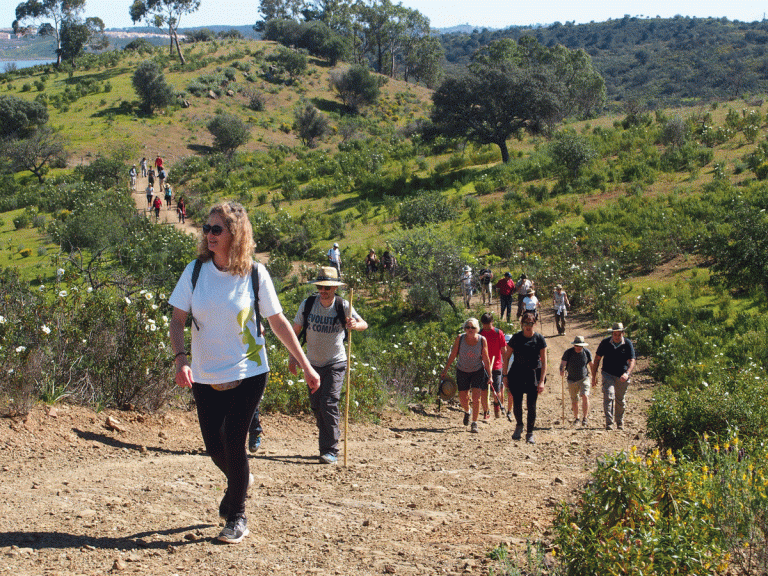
[202,224,224,236]
[317,286,334,291]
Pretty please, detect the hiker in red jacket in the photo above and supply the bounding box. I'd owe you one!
[495,272,516,322]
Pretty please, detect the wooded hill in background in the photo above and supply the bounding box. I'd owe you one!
[440,16,768,107]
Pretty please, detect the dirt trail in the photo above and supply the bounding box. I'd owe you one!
[0,308,655,576]
[131,171,197,235]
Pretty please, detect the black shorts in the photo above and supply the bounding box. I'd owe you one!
[456,368,487,391]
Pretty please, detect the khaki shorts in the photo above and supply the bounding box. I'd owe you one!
[568,376,591,402]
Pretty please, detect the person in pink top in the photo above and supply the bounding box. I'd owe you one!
[155,154,164,170]
[479,312,507,418]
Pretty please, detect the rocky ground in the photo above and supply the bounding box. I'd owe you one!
[0,313,655,576]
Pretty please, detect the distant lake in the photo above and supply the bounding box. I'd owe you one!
[1,59,56,71]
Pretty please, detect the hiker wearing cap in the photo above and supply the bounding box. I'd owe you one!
[327,243,341,275]
[592,323,636,431]
[522,288,540,320]
[479,312,507,418]
[496,272,515,322]
[461,266,474,309]
[441,317,493,433]
[516,274,533,319]
[479,267,493,305]
[502,311,547,444]
[560,336,593,426]
[553,285,570,336]
[168,201,320,544]
[290,267,367,464]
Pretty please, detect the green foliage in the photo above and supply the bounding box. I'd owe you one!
[132,60,175,114]
[293,102,329,148]
[207,112,251,154]
[0,269,176,412]
[266,47,308,82]
[123,37,155,53]
[329,65,382,112]
[397,191,455,228]
[554,449,728,575]
[549,130,596,181]
[0,94,49,138]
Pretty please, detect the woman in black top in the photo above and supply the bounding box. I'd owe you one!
[502,311,547,444]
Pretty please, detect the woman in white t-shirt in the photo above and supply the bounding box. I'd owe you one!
[169,202,319,544]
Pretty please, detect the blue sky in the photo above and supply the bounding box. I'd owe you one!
[2,0,767,31]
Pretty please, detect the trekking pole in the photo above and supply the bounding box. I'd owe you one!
[561,373,566,425]
[343,289,354,467]
[488,355,505,415]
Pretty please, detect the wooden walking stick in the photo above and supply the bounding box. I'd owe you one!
[343,289,354,467]
[561,373,566,424]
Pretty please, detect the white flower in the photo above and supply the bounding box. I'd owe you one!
[150,324,157,332]
[160,293,166,300]
[15,346,26,353]
[151,304,158,310]
[86,287,93,293]
[56,268,65,277]
[354,401,359,407]
[41,325,51,335]
[39,285,45,291]
[702,381,708,387]
[414,387,420,392]
[124,297,131,305]
[159,342,165,349]
[58,290,67,298]
[287,380,294,386]
[139,289,147,295]
[82,339,87,344]
[144,292,153,300]
[0,315,5,324]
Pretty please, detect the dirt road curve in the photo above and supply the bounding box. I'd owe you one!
[0,314,654,576]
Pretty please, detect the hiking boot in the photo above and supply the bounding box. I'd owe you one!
[483,411,490,421]
[319,453,337,464]
[616,423,624,430]
[463,412,470,426]
[526,433,535,444]
[512,424,523,441]
[605,423,613,430]
[248,434,261,453]
[470,422,479,433]
[218,516,249,544]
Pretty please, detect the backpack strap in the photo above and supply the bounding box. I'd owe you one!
[334,295,349,342]
[191,258,202,290]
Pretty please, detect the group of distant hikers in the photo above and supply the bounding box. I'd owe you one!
[441,269,636,445]
[129,154,187,223]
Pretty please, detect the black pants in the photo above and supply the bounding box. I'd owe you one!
[192,373,266,520]
[555,311,566,334]
[511,389,539,434]
[499,294,513,322]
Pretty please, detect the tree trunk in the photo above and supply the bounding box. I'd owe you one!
[498,140,510,163]
[438,292,457,313]
[170,26,186,65]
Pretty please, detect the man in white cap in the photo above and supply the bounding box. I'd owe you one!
[327,243,341,275]
[290,267,367,463]
[591,323,636,430]
[560,335,593,426]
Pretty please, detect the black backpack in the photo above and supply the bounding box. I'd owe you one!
[190,258,262,337]
[298,294,347,344]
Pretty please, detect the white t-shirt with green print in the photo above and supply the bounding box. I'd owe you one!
[169,260,282,384]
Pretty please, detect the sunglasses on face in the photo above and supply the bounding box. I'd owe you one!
[202,224,224,236]
[522,321,535,326]
[464,326,477,331]
[317,286,334,291]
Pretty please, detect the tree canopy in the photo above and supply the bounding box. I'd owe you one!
[13,0,86,65]
[129,0,201,64]
[207,113,251,155]
[0,95,49,139]
[132,60,175,114]
[427,37,605,163]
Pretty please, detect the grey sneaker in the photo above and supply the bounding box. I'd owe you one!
[218,516,249,544]
[512,424,523,441]
[525,433,535,444]
[470,422,479,433]
[319,453,337,464]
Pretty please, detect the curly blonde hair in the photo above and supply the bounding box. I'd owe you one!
[197,201,255,277]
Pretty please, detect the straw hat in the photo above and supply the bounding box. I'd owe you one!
[571,335,589,346]
[526,288,535,295]
[311,266,345,287]
[609,322,625,332]
[438,376,457,401]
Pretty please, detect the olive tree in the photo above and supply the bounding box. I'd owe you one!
[132,60,175,114]
[207,113,251,155]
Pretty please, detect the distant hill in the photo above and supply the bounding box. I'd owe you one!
[439,16,768,107]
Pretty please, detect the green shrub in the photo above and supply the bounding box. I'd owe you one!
[398,191,455,228]
[13,214,30,229]
[555,449,727,576]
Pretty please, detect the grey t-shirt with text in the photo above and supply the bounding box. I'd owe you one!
[294,296,360,368]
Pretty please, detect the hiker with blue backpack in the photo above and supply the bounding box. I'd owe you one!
[289,266,367,465]
[169,201,319,545]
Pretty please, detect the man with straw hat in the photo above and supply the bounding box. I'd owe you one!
[290,267,367,464]
[559,335,593,427]
[591,323,636,431]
